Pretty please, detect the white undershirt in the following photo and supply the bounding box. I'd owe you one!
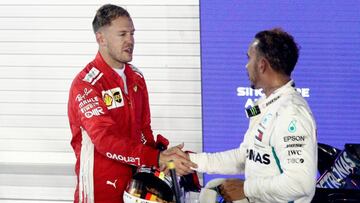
[113,65,128,94]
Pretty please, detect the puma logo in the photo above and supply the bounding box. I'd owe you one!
[106,179,117,189]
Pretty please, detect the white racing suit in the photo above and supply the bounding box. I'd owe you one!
[190,80,317,203]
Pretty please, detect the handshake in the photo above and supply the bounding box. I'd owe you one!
[158,143,198,176]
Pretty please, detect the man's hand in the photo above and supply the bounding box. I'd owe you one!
[159,143,198,176]
[220,178,246,201]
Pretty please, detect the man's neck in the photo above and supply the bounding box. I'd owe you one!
[263,77,290,97]
[99,50,124,69]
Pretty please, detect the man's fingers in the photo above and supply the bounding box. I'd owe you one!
[173,153,197,169]
[176,142,184,149]
[170,155,195,175]
[159,144,197,175]
[174,163,193,176]
[162,144,184,155]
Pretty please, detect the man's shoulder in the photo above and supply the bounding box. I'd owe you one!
[73,63,104,87]
[128,64,144,78]
[277,91,312,116]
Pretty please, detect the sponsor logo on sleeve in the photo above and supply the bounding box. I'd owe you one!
[79,96,98,108]
[254,114,273,142]
[84,107,104,118]
[265,95,280,107]
[141,134,147,144]
[106,152,140,165]
[261,113,273,127]
[76,88,93,102]
[102,87,124,110]
[287,158,305,164]
[283,135,305,142]
[103,93,113,107]
[286,143,305,148]
[78,96,105,118]
[246,149,270,165]
[113,91,122,103]
[255,129,263,142]
[82,67,103,85]
[288,120,297,133]
[287,149,303,156]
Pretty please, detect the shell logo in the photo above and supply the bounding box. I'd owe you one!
[103,93,113,107]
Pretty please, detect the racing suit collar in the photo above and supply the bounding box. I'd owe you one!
[246,80,295,118]
[259,80,295,108]
[92,52,125,79]
[91,52,145,92]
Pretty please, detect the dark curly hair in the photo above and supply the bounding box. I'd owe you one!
[92,4,130,33]
[254,28,300,76]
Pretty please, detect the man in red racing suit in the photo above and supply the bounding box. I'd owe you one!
[67,4,195,203]
[68,52,159,202]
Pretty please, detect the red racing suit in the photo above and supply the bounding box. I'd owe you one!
[68,52,160,203]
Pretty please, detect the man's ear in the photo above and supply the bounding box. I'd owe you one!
[258,57,268,74]
[95,31,106,46]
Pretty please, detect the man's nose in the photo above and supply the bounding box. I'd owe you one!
[125,34,134,43]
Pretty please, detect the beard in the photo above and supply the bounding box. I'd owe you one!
[109,50,132,65]
[247,73,256,89]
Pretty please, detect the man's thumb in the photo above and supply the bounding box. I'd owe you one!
[176,142,184,149]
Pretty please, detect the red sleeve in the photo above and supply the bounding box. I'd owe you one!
[140,77,156,147]
[69,81,160,167]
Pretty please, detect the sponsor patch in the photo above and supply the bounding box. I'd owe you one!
[254,114,272,143]
[102,87,124,109]
[288,120,297,133]
[287,158,305,164]
[245,105,261,118]
[84,107,104,118]
[283,135,305,142]
[141,134,147,144]
[76,88,93,102]
[78,96,99,108]
[106,152,140,165]
[255,129,263,142]
[103,93,113,107]
[83,67,103,85]
[265,95,280,107]
[287,149,303,156]
[246,149,270,165]
[286,143,305,148]
[113,91,122,103]
[261,113,272,127]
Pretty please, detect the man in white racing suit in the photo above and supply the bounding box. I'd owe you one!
[190,28,317,203]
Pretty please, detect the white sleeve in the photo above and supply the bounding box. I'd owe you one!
[189,141,248,174]
[244,106,317,202]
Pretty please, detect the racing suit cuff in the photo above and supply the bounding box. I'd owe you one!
[243,179,254,201]
[142,146,160,168]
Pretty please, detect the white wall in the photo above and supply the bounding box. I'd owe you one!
[0,0,201,201]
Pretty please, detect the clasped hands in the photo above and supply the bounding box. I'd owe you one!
[219,179,246,202]
[158,143,197,176]
[158,145,246,201]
